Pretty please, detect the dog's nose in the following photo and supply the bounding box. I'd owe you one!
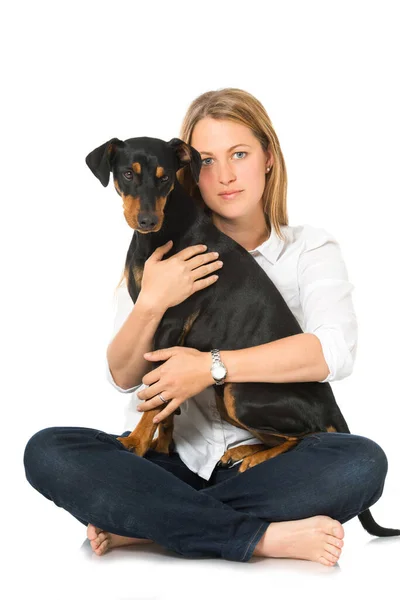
[138,213,159,230]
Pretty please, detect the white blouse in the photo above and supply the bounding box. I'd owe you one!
[105,223,358,480]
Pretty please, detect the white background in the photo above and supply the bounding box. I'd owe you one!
[2,1,399,598]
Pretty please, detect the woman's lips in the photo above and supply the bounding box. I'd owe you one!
[219,190,243,200]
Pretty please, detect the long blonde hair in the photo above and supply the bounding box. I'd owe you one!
[177,87,289,240]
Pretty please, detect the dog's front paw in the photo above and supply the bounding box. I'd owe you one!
[149,437,173,454]
[217,443,266,468]
[116,435,148,456]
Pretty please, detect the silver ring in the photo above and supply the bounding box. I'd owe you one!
[158,393,169,404]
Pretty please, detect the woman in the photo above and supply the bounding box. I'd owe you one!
[23,88,388,566]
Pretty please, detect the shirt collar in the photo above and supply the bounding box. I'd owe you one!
[247,224,286,264]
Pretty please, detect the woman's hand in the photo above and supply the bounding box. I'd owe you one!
[136,347,214,423]
[139,240,223,313]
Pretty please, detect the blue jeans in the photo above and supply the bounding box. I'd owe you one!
[23,426,388,562]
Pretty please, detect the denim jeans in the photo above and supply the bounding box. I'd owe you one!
[23,426,388,562]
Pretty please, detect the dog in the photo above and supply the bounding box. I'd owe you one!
[86,135,399,537]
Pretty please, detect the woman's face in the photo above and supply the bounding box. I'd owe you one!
[190,117,272,221]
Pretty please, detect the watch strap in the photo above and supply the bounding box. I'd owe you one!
[210,348,227,385]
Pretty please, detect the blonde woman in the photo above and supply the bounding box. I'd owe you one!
[23,88,388,566]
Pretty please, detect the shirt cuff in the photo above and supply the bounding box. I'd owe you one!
[311,326,355,383]
[105,356,144,393]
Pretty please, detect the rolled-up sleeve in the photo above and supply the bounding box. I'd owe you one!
[106,356,144,393]
[105,285,144,394]
[297,226,358,383]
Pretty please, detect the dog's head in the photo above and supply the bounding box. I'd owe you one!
[85,136,202,233]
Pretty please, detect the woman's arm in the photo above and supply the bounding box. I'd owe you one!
[107,292,166,391]
[218,333,329,384]
[210,227,357,385]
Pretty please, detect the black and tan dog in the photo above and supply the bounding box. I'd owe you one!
[86,136,399,537]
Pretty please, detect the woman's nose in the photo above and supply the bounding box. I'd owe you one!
[218,162,237,184]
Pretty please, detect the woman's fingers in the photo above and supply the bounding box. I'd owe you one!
[152,400,178,423]
[137,394,170,411]
[193,260,223,280]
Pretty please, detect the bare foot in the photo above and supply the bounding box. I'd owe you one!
[87,523,154,556]
[252,515,345,567]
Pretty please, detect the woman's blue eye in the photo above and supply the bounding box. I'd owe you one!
[201,151,247,166]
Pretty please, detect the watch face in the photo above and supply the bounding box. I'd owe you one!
[212,365,226,379]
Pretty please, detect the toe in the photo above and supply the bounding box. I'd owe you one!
[87,523,101,541]
[327,534,344,548]
[96,532,107,544]
[332,521,345,539]
[90,532,106,550]
[319,555,336,567]
[325,543,341,561]
[95,539,109,555]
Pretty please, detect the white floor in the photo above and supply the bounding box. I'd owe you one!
[9,474,399,600]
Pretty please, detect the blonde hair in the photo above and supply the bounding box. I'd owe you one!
[177,87,289,240]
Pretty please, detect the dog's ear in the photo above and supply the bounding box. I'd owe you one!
[167,138,202,184]
[85,138,124,187]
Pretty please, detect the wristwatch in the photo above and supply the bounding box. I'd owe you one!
[210,349,227,385]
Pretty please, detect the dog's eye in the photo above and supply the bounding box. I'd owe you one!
[123,171,133,180]
[160,175,169,182]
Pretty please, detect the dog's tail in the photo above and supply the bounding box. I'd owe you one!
[328,418,400,536]
[358,508,400,536]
